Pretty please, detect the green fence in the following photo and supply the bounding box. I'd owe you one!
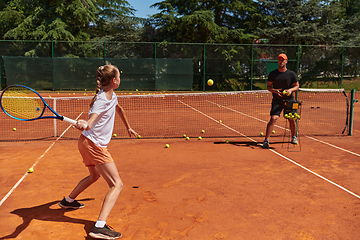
[1,40,360,91]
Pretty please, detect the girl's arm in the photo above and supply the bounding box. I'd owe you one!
[116,104,138,137]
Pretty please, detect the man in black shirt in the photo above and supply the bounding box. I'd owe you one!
[263,53,300,149]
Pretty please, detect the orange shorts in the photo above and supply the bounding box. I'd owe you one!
[78,134,114,167]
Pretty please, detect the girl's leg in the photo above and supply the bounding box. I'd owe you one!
[68,166,101,199]
[95,162,123,221]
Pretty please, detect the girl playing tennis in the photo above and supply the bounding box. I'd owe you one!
[59,64,138,239]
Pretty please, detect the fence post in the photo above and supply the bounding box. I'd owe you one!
[341,46,344,89]
[103,42,106,64]
[203,43,206,92]
[52,41,54,91]
[250,44,254,90]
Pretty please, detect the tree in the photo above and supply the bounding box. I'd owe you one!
[256,0,344,45]
[148,0,261,43]
[0,0,138,41]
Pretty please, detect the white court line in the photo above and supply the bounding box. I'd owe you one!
[179,100,360,200]
[0,113,83,207]
[207,100,360,157]
[305,135,360,157]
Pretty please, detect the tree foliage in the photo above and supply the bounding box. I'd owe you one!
[0,0,137,41]
[147,0,262,43]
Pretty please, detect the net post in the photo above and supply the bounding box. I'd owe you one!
[349,89,358,136]
[53,98,57,137]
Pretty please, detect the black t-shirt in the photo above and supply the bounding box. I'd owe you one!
[268,69,298,100]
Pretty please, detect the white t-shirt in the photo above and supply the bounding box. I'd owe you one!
[82,90,118,148]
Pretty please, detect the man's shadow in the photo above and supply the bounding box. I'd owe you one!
[0,198,95,239]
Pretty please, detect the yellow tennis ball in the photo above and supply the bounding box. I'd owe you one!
[260,132,264,136]
[201,130,205,133]
[137,135,141,138]
[28,168,34,173]
[186,137,190,140]
[198,136,202,140]
[183,134,187,138]
[219,120,222,123]
[272,130,276,134]
[207,79,214,86]
[113,133,117,137]
[13,128,17,131]
[165,144,169,148]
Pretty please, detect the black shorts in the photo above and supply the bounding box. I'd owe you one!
[270,98,291,116]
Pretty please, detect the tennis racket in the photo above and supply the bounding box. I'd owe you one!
[0,85,78,125]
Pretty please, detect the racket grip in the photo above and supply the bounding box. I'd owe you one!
[62,116,78,125]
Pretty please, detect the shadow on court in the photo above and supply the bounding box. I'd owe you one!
[0,198,95,239]
[214,140,298,150]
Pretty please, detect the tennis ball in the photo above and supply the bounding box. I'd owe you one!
[198,136,202,140]
[113,133,117,137]
[260,132,264,136]
[219,120,222,123]
[137,135,141,138]
[183,134,187,138]
[282,90,287,95]
[186,137,190,140]
[201,130,205,133]
[272,130,276,134]
[165,144,169,148]
[226,140,229,143]
[28,168,34,173]
[13,128,17,131]
[207,79,214,86]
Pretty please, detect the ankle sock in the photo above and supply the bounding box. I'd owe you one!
[66,196,75,203]
[95,220,106,228]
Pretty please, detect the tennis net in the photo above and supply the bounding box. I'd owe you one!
[0,88,349,141]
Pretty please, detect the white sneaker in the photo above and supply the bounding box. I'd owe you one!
[291,136,298,144]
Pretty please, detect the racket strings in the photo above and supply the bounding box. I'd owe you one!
[1,87,44,120]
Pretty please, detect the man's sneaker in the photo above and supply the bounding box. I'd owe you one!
[262,139,269,149]
[89,224,121,239]
[58,197,84,209]
[291,136,299,144]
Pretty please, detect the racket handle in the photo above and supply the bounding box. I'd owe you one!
[62,116,78,125]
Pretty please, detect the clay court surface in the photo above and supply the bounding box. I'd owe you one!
[0,92,360,239]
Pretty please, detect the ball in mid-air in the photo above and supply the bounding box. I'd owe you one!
[165,144,169,148]
[260,132,264,136]
[28,168,34,173]
[198,136,202,140]
[207,79,214,86]
[272,130,276,134]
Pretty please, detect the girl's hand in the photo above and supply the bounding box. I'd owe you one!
[75,120,89,131]
[127,128,138,137]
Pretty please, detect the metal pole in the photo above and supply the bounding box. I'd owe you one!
[250,44,254,90]
[341,46,344,89]
[349,89,358,135]
[203,43,206,92]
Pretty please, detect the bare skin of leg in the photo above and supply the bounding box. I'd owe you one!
[68,166,101,199]
[95,162,123,221]
[265,115,296,140]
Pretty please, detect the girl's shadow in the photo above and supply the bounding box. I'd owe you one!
[0,198,95,239]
